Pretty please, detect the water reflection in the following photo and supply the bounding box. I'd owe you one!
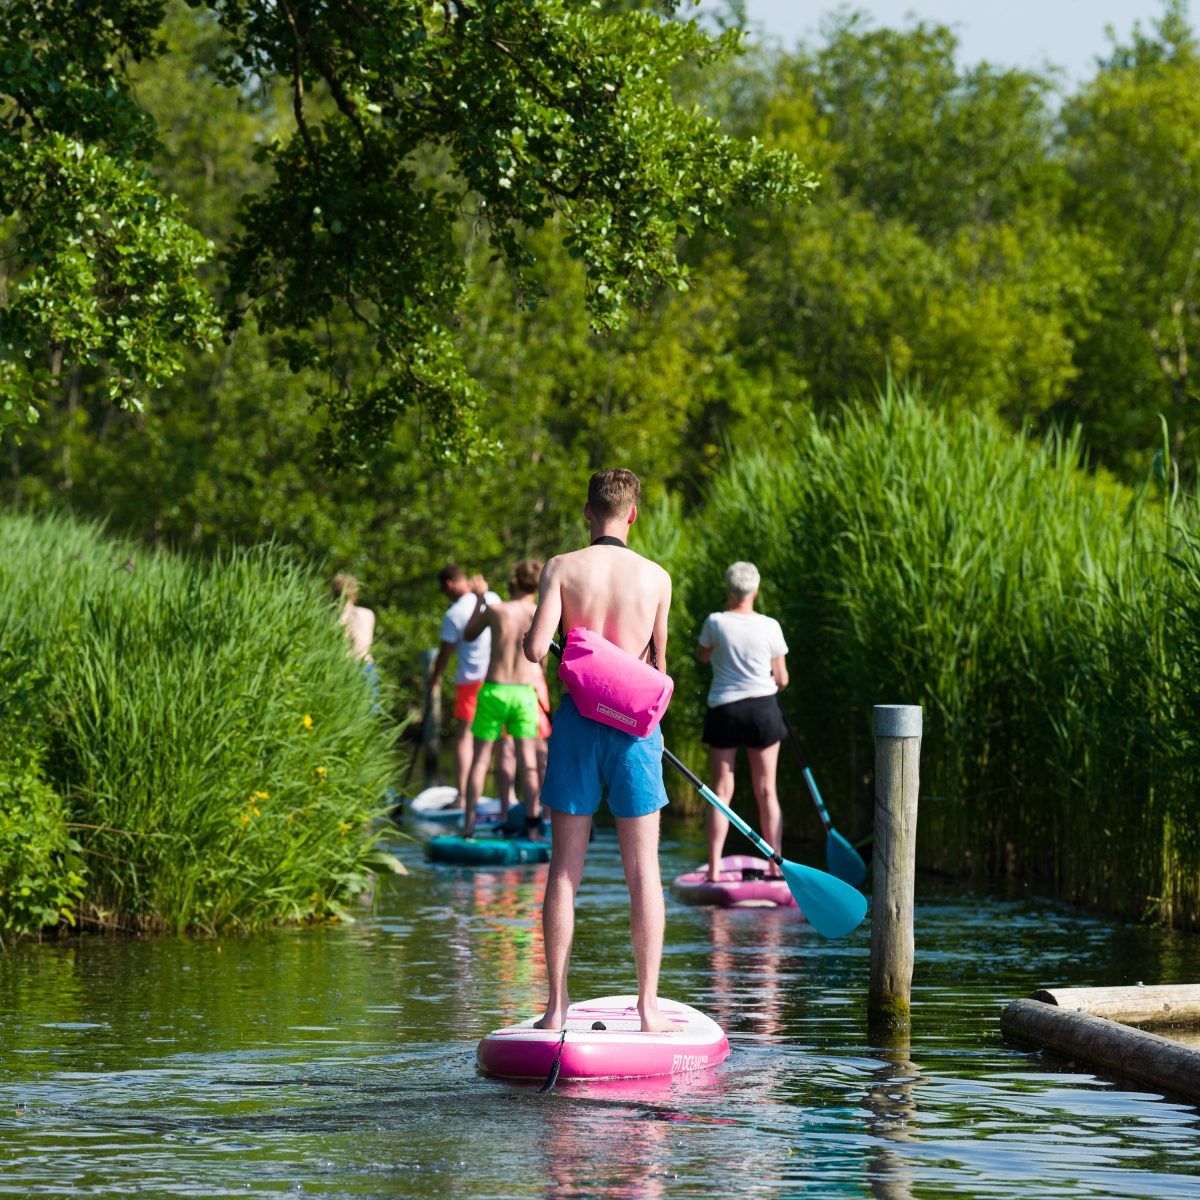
[445,865,547,1019]
[540,1093,671,1200]
[863,1030,921,1200]
[2,839,1200,1199]
[705,905,789,1041]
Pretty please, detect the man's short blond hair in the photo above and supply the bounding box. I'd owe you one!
[509,558,543,596]
[332,572,359,601]
[587,468,641,521]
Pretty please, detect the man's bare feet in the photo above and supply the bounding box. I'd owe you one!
[533,1006,567,1030]
[638,1002,672,1034]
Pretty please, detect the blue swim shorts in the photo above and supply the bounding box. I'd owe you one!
[540,695,669,819]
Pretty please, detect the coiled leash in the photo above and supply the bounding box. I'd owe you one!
[539,1029,567,1093]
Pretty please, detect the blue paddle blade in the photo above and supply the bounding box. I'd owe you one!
[826,829,868,887]
[780,859,867,938]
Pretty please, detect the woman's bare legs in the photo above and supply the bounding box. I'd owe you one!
[747,741,783,875]
[706,747,738,881]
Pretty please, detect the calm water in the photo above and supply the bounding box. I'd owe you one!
[2,818,1200,1199]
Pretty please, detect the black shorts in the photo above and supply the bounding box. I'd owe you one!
[702,695,786,750]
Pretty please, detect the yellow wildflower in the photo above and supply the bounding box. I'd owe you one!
[302,714,314,731]
[338,821,353,837]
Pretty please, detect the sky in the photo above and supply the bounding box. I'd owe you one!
[698,0,1176,84]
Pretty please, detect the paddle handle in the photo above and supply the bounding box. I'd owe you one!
[660,746,784,868]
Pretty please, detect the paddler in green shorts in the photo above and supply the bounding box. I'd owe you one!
[460,559,546,839]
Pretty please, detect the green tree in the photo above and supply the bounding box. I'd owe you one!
[0,2,220,433]
[0,0,812,459]
[1060,0,1200,471]
[705,16,1095,423]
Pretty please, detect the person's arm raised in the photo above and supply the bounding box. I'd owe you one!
[524,558,562,663]
[462,575,492,642]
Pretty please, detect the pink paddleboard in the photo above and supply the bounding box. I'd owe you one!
[477,995,729,1082]
[671,855,798,908]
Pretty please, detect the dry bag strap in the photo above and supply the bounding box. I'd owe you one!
[588,534,659,669]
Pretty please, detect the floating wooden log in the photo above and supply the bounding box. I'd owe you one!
[1029,985,1200,1029]
[1001,990,1200,1103]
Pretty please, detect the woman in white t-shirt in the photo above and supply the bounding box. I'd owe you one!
[696,561,789,881]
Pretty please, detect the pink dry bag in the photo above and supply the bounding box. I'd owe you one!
[557,626,674,738]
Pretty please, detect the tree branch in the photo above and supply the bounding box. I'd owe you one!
[276,0,322,181]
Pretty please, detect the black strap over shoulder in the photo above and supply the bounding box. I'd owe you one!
[587,534,659,667]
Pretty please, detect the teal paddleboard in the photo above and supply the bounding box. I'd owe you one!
[426,833,551,865]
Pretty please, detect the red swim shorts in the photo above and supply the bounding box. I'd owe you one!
[454,680,484,722]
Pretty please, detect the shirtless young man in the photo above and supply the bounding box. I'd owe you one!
[460,559,545,839]
[523,468,673,1034]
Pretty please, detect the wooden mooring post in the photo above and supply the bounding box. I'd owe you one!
[420,648,442,785]
[869,704,922,1030]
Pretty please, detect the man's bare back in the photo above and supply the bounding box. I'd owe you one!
[524,545,670,669]
[339,602,375,663]
[484,596,541,684]
[463,576,541,684]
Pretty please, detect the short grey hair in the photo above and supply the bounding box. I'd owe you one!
[725,561,760,600]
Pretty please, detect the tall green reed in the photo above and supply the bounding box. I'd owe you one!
[0,511,400,934]
[668,382,1200,926]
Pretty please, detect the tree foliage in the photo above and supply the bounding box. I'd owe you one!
[0,0,812,458]
[1060,0,1200,470]
[0,1,219,431]
[8,1,1200,720]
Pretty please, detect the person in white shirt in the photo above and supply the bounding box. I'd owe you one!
[696,561,789,882]
[428,563,502,808]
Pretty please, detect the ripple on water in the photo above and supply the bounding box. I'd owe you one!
[0,833,1199,1198]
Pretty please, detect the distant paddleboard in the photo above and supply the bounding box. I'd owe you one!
[671,855,798,909]
[477,995,729,1082]
[405,785,502,824]
[426,832,551,866]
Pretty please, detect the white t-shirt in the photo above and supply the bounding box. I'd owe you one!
[698,611,788,707]
[440,591,502,684]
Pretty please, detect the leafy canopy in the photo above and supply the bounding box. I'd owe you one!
[0,0,813,459]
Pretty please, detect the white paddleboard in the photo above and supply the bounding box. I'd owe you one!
[405,785,502,824]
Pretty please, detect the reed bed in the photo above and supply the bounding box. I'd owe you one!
[644,384,1200,927]
[0,511,399,937]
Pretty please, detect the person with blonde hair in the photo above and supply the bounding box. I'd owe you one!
[332,573,375,663]
[696,561,789,881]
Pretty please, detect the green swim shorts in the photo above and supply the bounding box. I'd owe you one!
[471,681,540,741]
